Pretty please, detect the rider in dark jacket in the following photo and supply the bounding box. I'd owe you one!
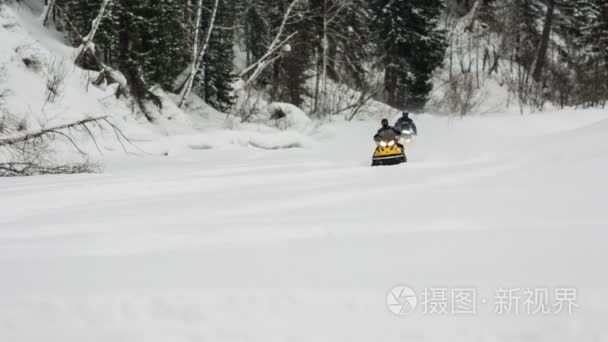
[394,112,418,135]
[375,118,401,139]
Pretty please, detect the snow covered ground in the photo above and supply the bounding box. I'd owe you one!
[1,110,608,342]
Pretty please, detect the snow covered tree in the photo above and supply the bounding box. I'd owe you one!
[370,0,447,110]
[237,0,309,90]
[235,0,312,106]
[50,0,606,113]
[269,0,314,107]
[239,0,272,69]
[587,1,608,64]
[577,0,608,106]
[144,0,189,90]
[57,0,117,66]
[532,0,556,82]
[309,0,370,114]
[194,0,237,111]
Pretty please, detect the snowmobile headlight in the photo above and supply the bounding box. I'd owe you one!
[380,141,388,147]
[388,140,395,147]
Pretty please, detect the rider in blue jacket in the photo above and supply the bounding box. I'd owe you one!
[394,112,418,136]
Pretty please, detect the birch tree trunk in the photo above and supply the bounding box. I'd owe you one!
[75,0,113,65]
[317,0,349,114]
[174,0,203,99]
[41,0,57,27]
[178,0,220,108]
[238,0,305,86]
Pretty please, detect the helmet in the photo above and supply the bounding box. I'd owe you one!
[381,118,389,128]
[402,111,409,118]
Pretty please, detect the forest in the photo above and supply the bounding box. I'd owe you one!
[25,0,608,116]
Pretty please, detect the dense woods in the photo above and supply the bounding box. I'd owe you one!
[40,0,608,115]
[467,0,608,110]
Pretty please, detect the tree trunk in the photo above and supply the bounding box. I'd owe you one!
[532,0,555,82]
[178,0,220,108]
[384,56,397,107]
[176,0,204,106]
[238,0,304,85]
[313,49,321,114]
[320,0,328,114]
[75,0,114,67]
[41,0,57,27]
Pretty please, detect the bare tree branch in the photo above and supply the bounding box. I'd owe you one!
[238,0,307,86]
[0,115,141,177]
[0,117,109,148]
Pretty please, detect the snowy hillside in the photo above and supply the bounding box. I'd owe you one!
[0,2,199,153]
[0,2,324,171]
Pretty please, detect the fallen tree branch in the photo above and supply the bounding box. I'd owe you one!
[0,116,109,148]
[0,116,141,177]
[0,161,97,177]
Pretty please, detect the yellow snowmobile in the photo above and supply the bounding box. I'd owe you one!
[372,130,407,166]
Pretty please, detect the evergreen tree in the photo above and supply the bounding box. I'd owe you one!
[587,0,608,64]
[58,0,103,45]
[511,0,543,71]
[276,33,313,107]
[331,0,370,87]
[264,0,313,106]
[308,0,370,113]
[144,0,189,89]
[58,0,187,89]
[370,0,447,110]
[193,0,236,111]
[240,0,271,68]
[53,0,607,113]
[57,0,117,66]
[580,0,608,105]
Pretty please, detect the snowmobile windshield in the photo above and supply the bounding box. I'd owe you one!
[397,121,413,131]
[376,129,399,141]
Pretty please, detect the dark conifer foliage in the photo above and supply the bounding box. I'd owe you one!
[194,0,237,111]
[370,0,447,110]
[50,0,607,114]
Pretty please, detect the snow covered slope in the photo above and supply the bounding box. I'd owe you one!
[1,109,608,342]
[0,2,319,167]
[1,1,253,143]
